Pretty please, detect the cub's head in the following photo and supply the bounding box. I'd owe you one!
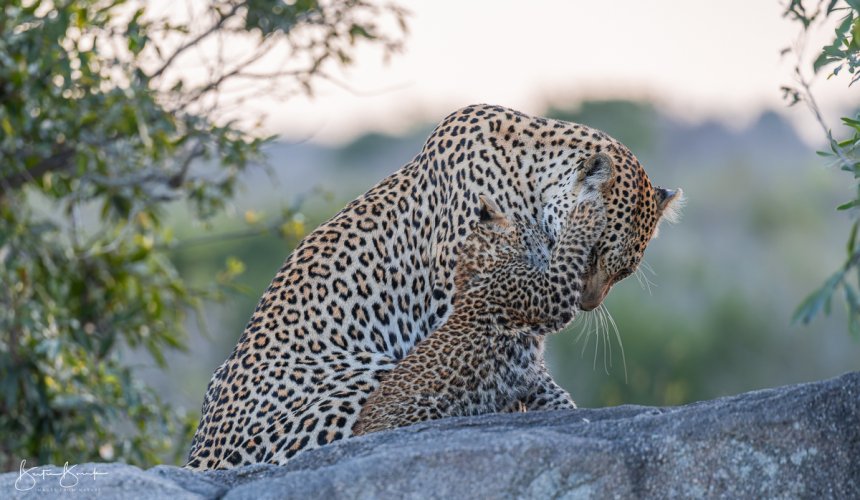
[575,151,683,311]
[454,196,550,302]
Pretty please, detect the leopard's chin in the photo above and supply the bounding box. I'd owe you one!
[578,300,601,312]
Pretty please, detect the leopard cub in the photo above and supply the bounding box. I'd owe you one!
[352,156,614,436]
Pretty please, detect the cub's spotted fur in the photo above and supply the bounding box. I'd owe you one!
[353,160,614,436]
[186,105,682,469]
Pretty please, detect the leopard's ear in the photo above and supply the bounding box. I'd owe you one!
[651,187,685,239]
[478,195,511,228]
[656,187,684,224]
[578,153,615,193]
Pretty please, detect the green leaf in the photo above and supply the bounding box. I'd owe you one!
[849,314,860,338]
[848,221,859,257]
[840,118,860,137]
[814,13,856,73]
[814,51,834,73]
[837,199,860,210]
[837,11,856,36]
[852,17,860,49]
[1,117,12,136]
[793,271,844,324]
[130,6,145,25]
[843,284,860,337]
[349,24,375,42]
[844,282,859,310]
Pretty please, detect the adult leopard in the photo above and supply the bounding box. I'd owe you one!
[186,104,682,469]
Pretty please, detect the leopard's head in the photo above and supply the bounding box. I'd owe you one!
[577,151,683,311]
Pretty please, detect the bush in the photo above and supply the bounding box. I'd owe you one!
[0,0,406,468]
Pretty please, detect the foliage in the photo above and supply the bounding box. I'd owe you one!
[0,0,406,469]
[782,0,860,336]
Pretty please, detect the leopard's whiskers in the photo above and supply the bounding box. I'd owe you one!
[634,261,657,295]
[600,303,628,383]
[574,308,593,357]
[640,260,657,277]
[601,304,612,372]
[593,308,601,371]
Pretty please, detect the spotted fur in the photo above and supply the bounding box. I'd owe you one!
[353,168,616,435]
[186,104,682,469]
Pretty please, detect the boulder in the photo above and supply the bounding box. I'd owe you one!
[2,371,858,499]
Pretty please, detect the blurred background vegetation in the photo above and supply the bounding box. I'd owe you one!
[2,0,859,471]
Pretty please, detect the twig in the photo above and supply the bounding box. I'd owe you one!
[796,71,854,167]
[148,1,246,81]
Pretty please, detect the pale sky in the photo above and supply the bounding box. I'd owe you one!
[235,0,855,145]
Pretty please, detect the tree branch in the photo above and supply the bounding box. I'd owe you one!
[0,147,76,195]
[148,1,246,81]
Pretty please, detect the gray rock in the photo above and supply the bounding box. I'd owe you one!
[2,372,858,499]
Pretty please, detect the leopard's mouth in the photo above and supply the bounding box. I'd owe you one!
[579,288,608,311]
[579,266,611,311]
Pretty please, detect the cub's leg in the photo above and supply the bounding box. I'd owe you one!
[524,372,576,411]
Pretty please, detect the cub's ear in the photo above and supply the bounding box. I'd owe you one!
[478,195,511,228]
[578,153,615,194]
[656,187,684,224]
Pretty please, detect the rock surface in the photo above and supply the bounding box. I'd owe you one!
[2,371,858,499]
